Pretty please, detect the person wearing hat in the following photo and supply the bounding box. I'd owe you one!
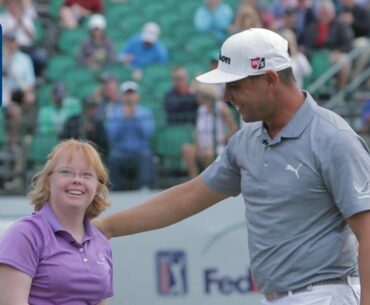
[77,14,115,68]
[93,28,369,304]
[117,22,168,79]
[105,81,155,191]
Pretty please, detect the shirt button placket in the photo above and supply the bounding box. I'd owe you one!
[79,246,88,263]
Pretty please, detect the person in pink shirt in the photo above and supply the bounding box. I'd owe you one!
[0,139,113,305]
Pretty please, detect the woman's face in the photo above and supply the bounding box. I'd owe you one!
[47,150,99,217]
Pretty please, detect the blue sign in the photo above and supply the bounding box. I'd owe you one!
[156,250,188,296]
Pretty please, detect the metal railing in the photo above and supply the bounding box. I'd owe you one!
[306,45,369,98]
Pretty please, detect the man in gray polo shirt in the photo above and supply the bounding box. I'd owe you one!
[95,28,370,304]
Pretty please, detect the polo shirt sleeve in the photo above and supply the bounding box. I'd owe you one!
[0,218,43,278]
[322,130,370,219]
[201,135,241,196]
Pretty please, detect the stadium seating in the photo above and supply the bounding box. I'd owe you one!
[153,124,194,173]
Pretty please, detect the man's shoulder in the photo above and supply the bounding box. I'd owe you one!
[313,105,353,133]
[125,34,141,46]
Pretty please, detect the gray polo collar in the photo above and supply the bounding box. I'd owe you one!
[260,91,317,145]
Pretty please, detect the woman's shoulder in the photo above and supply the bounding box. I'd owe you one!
[3,212,46,240]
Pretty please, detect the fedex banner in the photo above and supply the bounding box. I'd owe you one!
[0,192,262,305]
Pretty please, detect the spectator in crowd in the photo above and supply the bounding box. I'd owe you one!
[182,82,238,179]
[281,7,299,37]
[260,10,278,31]
[294,0,316,46]
[303,0,354,89]
[164,66,198,125]
[59,0,104,29]
[59,97,109,161]
[228,4,261,34]
[338,0,370,75]
[0,0,47,76]
[3,32,35,106]
[280,28,312,88]
[117,22,168,80]
[2,32,36,156]
[2,88,37,192]
[269,0,298,21]
[6,87,37,152]
[106,81,155,191]
[37,82,81,137]
[77,14,115,68]
[194,0,234,41]
[11,87,37,137]
[91,72,120,121]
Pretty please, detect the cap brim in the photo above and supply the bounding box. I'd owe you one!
[196,68,247,84]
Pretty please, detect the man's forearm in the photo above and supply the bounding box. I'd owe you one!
[359,240,370,305]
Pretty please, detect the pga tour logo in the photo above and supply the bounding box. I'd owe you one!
[250,57,265,70]
[156,250,187,296]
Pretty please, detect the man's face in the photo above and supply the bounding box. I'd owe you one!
[172,69,188,89]
[103,80,118,99]
[123,91,139,105]
[318,4,335,24]
[6,0,21,15]
[224,74,274,123]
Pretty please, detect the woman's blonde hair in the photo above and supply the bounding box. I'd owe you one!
[279,28,298,55]
[27,139,110,219]
[230,4,261,33]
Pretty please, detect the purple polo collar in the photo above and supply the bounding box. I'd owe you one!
[38,204,97,243]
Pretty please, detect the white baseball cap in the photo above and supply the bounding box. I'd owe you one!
[88,14,106,30]
[196,28,291,84]
[119,81,139,93]
[141,22,160,43]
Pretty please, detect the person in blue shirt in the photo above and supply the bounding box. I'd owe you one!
[117,22,168,80]
[193,0,234,41]
[105,81,155,191]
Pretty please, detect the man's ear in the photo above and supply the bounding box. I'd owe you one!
[265,70,279,86]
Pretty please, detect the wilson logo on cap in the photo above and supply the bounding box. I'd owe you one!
[250,57,265,70]
[219,54,231,64]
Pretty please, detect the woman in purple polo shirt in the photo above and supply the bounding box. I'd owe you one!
[0,139,113,305]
